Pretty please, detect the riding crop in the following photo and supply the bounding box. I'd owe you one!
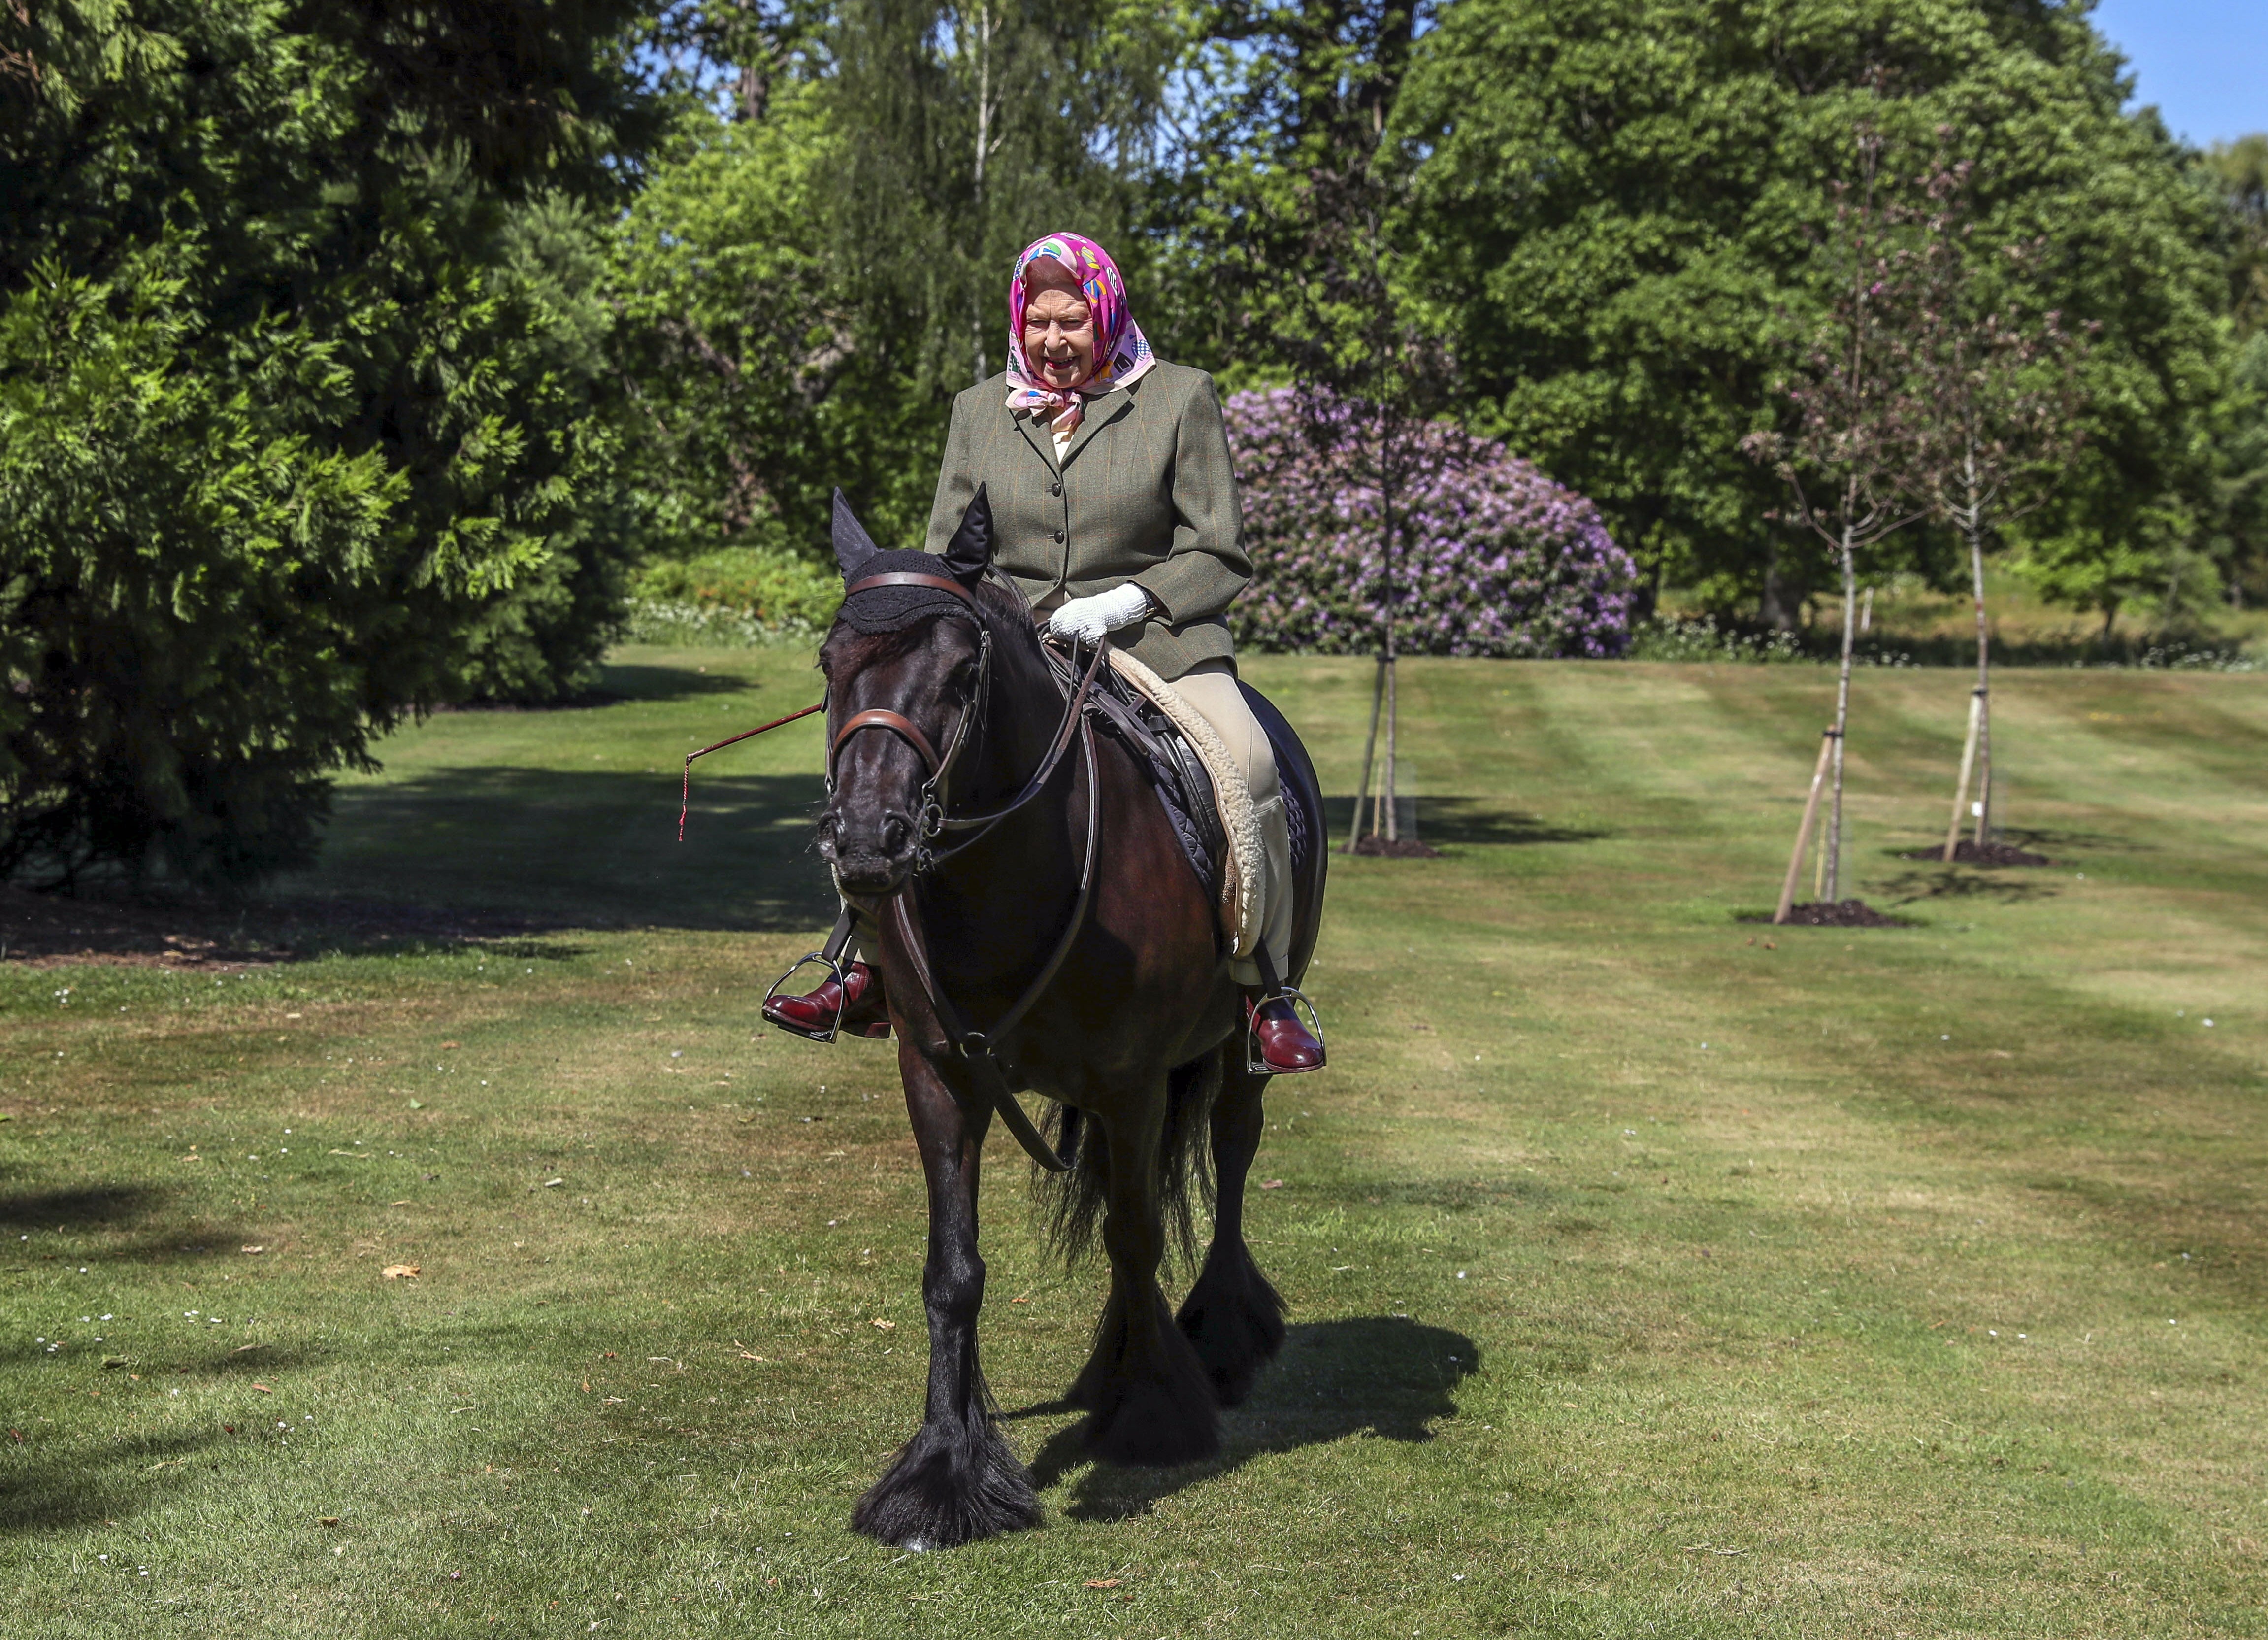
[678,701,825,842]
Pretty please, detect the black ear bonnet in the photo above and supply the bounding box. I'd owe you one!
[830,487,1001,635]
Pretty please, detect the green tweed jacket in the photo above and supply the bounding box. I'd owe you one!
[922,360,1251,680]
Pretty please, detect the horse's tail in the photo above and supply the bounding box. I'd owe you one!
[1035,1050,1221,1274]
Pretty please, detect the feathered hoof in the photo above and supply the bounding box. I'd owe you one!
[851,1416,1041,1550]
[1176,1242,1288,1407]
[1081,1349,1222,1468]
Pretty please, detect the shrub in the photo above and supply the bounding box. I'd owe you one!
[1222,387,1636,658]
[632,546,843,634]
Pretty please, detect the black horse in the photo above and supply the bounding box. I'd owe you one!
[805,490,1326,1549]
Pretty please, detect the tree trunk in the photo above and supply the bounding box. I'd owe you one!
[1824,511,1858,902]
[968,1,994,384]
[1965,447,1993,847]
[1760,539,1801,633]
[1346,654,1385,853]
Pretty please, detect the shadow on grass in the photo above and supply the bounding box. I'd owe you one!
[439,663,765,711]
[0,1430,217,1536]
[1875,868,2061,906]
[304,768,838,935]
[1886,826,2146,860]
[590,662,766,703]
[1318,797,1609,849]
[2004,826,2158,856]
[1013,1315,1478,1522]
[0,1174,257,1268]
[0,1183,159,1233]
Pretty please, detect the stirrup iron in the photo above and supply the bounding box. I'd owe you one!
[761,908,880,1044]
[762,950,851,1043]
[1244,946,1326,1075]
[1246,985,1327,1075]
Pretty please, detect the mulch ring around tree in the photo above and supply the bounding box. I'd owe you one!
[1898,840,2053,868]
[1741,899,1911,928]
[1352,836,1445,858]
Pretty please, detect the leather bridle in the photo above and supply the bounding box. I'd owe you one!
[827,569,1110,1171]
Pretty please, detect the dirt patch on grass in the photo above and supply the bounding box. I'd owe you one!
[1351,836,1445,858]
[1742,899,1911,928]
[1898,840,2053,867]
[0,885,547,968]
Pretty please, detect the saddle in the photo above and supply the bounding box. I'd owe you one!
[1047,646,1214,865]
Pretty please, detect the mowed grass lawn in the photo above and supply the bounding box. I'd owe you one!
[4,646,2266,1639]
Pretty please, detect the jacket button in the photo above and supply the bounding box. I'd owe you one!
[1050,481,1062,497]
[1053,529,1066,543]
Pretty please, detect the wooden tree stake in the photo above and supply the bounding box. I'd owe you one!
[1344,654,1386,853]
[1775,730,1838,925]
[1942,686,1983,863]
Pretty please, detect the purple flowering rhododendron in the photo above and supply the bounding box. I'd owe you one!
[1223,388,1635,658]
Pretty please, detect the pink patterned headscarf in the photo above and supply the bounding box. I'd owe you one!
[1004,232,1155,434]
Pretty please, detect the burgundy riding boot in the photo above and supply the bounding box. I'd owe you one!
[1247,995,1325,1074]
[764,961,891,1040]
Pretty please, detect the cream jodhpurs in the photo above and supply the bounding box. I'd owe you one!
[1169,661,1293,988]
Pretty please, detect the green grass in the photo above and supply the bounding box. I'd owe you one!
[4,645,2266,1637]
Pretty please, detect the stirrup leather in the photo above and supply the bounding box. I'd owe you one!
[1246,985,1326,1076]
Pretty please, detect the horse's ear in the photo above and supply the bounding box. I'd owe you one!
[832,488,882,582]
[939,485,994,587]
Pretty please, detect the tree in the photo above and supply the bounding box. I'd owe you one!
[1893,155,2087,857]
[1745,125,1925,913]
[1393,0,2227,628]
[0,0,656,884]
[2203,137,2268,611]
[2204,135,2268,338]
[1161,1,1440,850]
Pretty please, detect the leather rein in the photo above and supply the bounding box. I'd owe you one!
[831,569,1109,1172]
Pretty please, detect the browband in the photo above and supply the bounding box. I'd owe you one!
[843,571,976,604]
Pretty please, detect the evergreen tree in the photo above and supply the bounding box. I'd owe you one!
[0,0,655,884]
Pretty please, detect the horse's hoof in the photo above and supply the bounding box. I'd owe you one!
[1176,1243,1287,1407]
[851,1417,1041,1548]
[1082,1344,1222,1468]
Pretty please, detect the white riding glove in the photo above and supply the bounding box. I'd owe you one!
[1047,582,1153,646]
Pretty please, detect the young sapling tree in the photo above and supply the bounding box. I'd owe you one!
[1895,154,2089,859]
[1744,127,1925,917]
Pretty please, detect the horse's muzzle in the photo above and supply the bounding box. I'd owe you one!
[821,806,918,895]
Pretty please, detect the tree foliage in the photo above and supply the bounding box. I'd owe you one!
[0,0,654,884]
[1393,0,2229,626]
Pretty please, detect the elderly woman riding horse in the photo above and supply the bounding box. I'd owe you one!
[768,232,1324,1073]
[761,233,1328,1549]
